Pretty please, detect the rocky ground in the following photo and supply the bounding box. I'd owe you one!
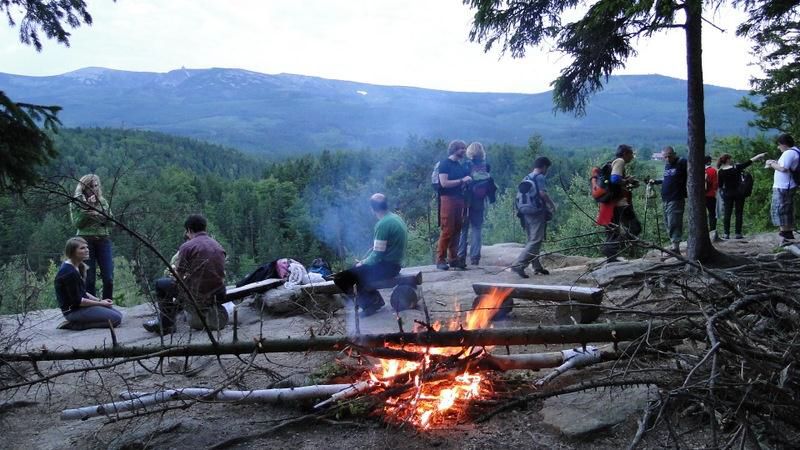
[0,234,790,449]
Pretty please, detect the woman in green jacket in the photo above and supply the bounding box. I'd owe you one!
[70,174,114,301]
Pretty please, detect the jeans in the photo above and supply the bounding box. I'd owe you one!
[457,206,484,263]
[437,195,465,264]
[705,196,717,233]
[722,196,745,235]
[663,199,685,244]
[85,236,114,300]
[65,305,122,328]
[332,262,401,310]
[153,277,226,327]
[514,214,547,270]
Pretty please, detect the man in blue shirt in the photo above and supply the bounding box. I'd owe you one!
[649,146,688,254]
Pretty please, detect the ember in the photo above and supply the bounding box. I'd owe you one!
[369,287,511,428]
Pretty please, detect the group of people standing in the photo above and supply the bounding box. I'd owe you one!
[598,133,800,260]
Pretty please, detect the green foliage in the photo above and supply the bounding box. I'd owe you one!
[736,1,800,136]
[0,91,61,192]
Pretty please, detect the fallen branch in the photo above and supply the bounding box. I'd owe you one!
[1,320,696,363]
[61,384,358,421]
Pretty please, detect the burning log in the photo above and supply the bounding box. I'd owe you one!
[472,282,603,324]
[0,320,695,363]
[61,384,360,421]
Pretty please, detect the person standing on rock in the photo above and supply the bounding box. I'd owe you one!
[598,145,641,260]
[647,146,687,254]
[717,152,766,239]
[332,193,408,317]
[436,140,471,271]
[704,155,720,241]
[512,156,555,278]
[70,174,115,302]
[143,214,227,334]
[766,133,800,244]
[457,142,497,266]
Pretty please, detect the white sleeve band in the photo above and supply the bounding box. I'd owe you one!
[373,239,387,252]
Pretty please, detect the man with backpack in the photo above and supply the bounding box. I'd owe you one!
[766,133,800,244]
[435,140,472,271]
[647,146,688,254]
[512,156,555,278]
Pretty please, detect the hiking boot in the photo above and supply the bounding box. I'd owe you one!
[436,262,450,271]
[449,260,467,270]
[142,319,175,334]
[780,231,796,240]
[359,298,385,318]
[511,266,529,279]
[722,234,730,240]
[734,234,744,239]
[470,258,480,266]
[534,268,550,275]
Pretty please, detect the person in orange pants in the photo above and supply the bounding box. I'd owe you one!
[436,140,471,270]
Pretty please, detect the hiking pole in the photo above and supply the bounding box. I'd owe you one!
[641,185,650,242]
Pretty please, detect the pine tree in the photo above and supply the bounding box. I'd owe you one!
[464,0,718,261]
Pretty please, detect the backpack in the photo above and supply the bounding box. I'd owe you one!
[515,175,543,216]
[308,258,332,278]
[431,161,441,192]
[792,148,800,187]
[468,161,494,203]
[737,171,754,198]
[589,162,617,203]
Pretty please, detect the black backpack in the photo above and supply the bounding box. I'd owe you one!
[737,171,754,198]
[792,149,800,186]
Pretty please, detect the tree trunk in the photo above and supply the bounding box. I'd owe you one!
[1,320,696,362]
[685,0,715,262]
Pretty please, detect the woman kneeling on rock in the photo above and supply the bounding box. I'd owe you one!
[54,237,123,330]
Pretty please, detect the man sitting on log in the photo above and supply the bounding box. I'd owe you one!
[332,193,408,317]
[143,214,228,334]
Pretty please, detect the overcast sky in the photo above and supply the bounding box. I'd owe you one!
[0,0,759,94]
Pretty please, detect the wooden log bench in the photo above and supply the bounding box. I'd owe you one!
[471,282,604,324]
[239,271,424,316]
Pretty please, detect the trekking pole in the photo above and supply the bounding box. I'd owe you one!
[641,185,649,242]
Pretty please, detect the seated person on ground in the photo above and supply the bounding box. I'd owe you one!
[54,237,123,330]
[143,214,227,334]
[332,193,408,317]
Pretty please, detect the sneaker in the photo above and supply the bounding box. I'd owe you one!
[449,260,467,270]
[723,234,730,240]
[534,268,550,275]
[359,298,385,318]
[511,266,529,279]
[436,262,450,271]
[142,319,175,334]
[470,258,480,266]
[734,234,744,239]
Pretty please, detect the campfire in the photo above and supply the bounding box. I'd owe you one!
[366,287,512,428]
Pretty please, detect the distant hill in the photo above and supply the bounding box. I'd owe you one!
[1,67,757,155]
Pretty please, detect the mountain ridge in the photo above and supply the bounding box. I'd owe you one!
[1,67,757,155]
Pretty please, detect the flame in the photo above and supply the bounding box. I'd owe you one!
[369,288,512,428]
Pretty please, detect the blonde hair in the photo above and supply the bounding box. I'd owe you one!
[75,174,104,203]
[64,237,88,278]
[466,142,486,161]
